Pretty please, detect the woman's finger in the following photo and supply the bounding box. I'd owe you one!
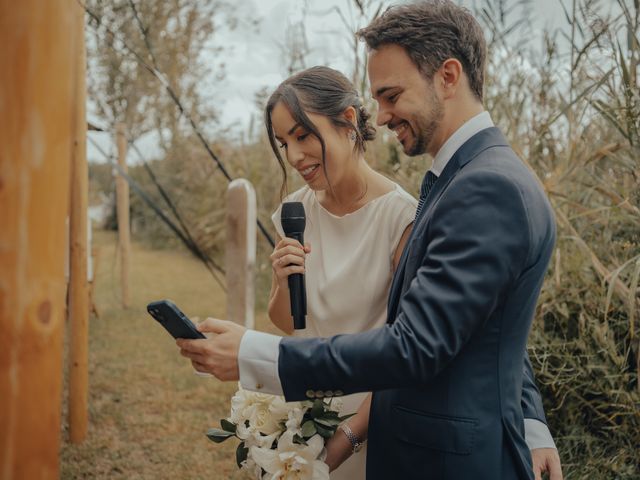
[278,253,304,266]
[275,265,305,279]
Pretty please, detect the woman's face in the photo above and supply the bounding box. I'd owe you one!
[271,101,353,191]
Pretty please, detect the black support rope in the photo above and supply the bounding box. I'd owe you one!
[88,136,227,291]
[79,0,275,248]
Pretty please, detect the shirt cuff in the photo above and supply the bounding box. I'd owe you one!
[238,329,284,395]
[524,418,556,450]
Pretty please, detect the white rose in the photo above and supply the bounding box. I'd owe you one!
[250,431,329,480]
[230,387,291,437]
[285,406,306,435]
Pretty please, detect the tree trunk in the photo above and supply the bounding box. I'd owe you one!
[0,1,77,478]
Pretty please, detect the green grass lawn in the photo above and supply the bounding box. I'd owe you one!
[59,230,273,479]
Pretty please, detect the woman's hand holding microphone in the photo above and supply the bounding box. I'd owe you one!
[270,238,311,290]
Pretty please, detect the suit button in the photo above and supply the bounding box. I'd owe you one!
[315,390,324,398]
[305,390,315,399]
[324,390,334,397]
[334,390,344,396]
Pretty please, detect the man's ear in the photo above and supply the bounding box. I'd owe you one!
[438,58,463,99]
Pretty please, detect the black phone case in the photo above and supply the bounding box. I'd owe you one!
[146,300,205,340]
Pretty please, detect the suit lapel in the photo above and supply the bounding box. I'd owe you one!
[386,127,509,323]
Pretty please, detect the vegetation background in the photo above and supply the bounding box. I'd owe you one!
[71,0,639,478]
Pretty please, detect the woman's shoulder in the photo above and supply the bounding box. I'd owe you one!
[283,185,314,204]
[271,185,314,229]
[385,182,418,208]
[373,182,417,231]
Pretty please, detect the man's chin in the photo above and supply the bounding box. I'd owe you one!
[403,138,426,157]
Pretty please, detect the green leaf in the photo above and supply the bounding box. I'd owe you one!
[220,419,236,433]
[206,428,235,443]
[320,410,340,419]
[338,413,356,422]
[236,442,249,468]
[315,423,334,439]
[310,399,324,418]
[301,420,317,438]
[292,434,308,446]
[315,417,341,428]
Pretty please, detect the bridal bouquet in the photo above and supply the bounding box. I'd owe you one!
[207,385,352,480]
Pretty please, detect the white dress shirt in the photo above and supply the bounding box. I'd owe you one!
[237,111,556,450]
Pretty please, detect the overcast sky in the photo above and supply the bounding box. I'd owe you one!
[87,0,577,163]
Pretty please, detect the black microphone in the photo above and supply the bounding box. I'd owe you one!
[281,202,307,330]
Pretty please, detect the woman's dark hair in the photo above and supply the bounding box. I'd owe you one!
[357,0,487,101]
[265,66,376,198]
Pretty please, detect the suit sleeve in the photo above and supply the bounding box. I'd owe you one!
[521,351,558,449]
[521,351,547,423]
[278,170,531,400]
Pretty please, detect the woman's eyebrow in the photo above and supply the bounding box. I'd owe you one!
[287,123,301,135]
[275,122,302,141]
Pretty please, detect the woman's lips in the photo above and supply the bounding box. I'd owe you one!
[300,164,320,182]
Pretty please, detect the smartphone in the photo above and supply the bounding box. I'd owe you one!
[146,300,205,340]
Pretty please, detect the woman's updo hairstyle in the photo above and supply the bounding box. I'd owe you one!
[265,66,376,198]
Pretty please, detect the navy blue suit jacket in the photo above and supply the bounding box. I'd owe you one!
[278,127,556,479]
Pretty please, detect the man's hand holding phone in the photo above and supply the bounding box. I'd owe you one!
[147,299,245,381]
[176,318,246,381]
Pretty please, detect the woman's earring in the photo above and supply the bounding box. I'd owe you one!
[350,131,357,142]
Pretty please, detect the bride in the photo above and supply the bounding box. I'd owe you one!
[264,66,417,478]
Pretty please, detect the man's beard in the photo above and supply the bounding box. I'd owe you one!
[406,90,444,157]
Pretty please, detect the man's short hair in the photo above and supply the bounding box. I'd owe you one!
[357,0,487,101]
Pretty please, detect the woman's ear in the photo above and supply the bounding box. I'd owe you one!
[342,106,358,129]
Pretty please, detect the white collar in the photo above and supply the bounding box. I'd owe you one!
[431,111,494,177]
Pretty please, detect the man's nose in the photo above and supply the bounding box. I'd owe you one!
[376,108,392,127]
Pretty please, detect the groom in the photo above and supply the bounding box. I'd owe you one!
[179,2,562,479]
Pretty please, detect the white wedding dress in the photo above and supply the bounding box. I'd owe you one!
[272,183,417,479]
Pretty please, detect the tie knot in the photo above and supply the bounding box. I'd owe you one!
[414,171,439,221]
[420,171,438,200]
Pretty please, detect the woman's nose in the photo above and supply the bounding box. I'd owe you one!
[287,143,305,166]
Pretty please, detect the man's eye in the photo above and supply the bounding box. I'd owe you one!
[388,93,399,103]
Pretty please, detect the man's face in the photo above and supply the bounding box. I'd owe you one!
[368,44,444,157]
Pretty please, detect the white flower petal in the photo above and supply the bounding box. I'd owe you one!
[305,434,325,459]
[250,446,280,474]
[311,460,330,480]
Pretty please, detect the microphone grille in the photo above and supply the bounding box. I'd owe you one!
[281,201,305,218]
[281,201,305,234]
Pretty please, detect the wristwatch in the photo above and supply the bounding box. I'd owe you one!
[339,423,364,453]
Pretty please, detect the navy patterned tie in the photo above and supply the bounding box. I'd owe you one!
[414,170,438,220]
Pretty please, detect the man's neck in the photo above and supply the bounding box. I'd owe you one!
[429,102,485,157]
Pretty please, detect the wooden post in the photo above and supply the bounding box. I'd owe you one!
[115,123,130,308]
[0,1,76,478]
[68,3,89,444]
[226,179,256,328]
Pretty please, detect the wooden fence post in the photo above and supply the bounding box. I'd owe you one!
[115,123,130,308]
[226,179,256,329]
[68,2,89,444]
[0,1,76,478]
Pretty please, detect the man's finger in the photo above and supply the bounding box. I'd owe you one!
[176,338,206,353]
[548,456,563,480]
[532,458,543,480]
[179,347,206,363]
[197,317,229,334]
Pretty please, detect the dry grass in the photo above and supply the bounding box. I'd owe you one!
[59,230,273,479]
